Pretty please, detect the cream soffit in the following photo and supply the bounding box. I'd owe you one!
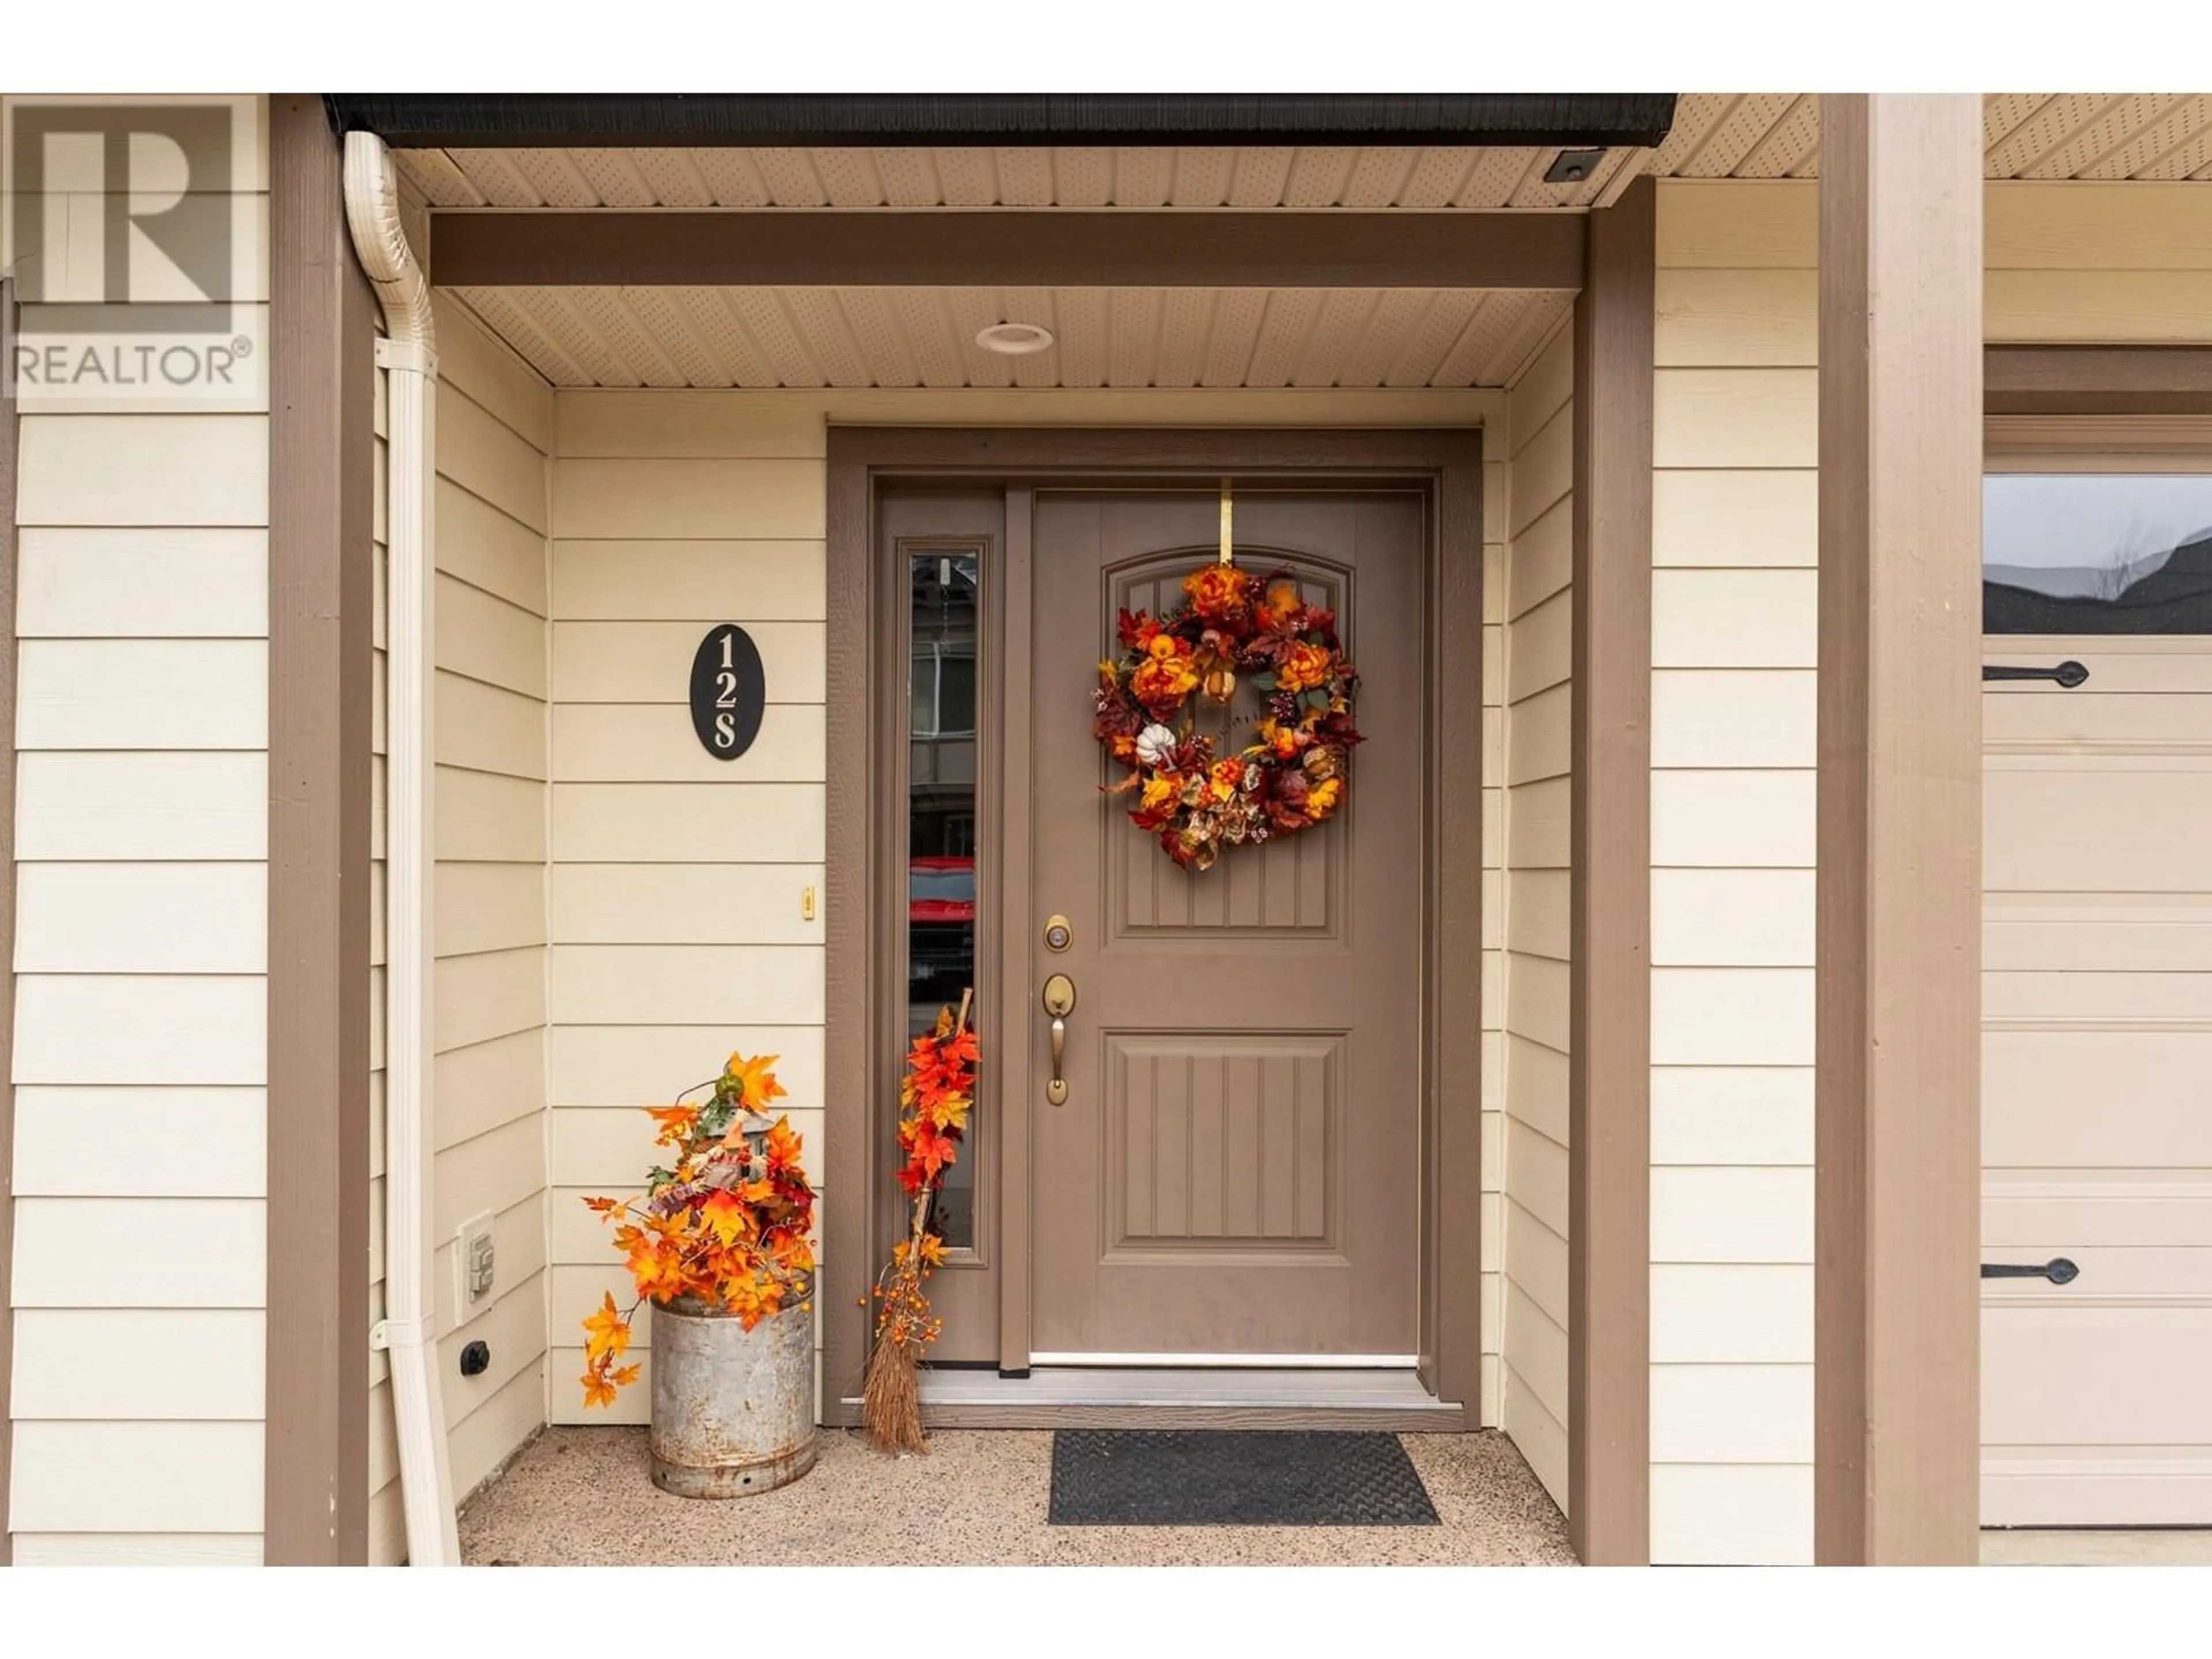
[1655,92,2212,181]
[395,97,2212,209]
[395,144,1640,210]
[447,284,1573,392]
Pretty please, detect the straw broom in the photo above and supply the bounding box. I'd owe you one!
[862,988,971,1453]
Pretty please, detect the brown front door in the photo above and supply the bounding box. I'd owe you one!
[1028,488,1426,1358]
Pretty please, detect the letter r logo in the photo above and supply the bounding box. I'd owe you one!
[7,103,233,331]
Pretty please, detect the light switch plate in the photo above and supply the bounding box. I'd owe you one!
[456,1210,497,1323]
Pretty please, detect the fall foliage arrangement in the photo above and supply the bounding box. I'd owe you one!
[577,1051,817,1409]
[1093,558,1361,872]
[862,990,978,1453]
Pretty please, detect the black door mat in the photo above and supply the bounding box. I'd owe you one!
[1048,1429,1440,1527]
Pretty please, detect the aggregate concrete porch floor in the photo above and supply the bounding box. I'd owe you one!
[458,1426,1576,1566]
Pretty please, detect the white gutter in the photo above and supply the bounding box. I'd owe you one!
[343,131,459,1567]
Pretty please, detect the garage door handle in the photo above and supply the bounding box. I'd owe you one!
[1981,1257,2080,1284]
[1982,661,2089,688]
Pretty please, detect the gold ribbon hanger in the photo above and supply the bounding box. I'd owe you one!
[1218,476,1234,566]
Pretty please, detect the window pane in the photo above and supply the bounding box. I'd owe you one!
[910,649,937,736]
[907,550,980,1251]
[1985,474,2212,634]
[938,650,978,736]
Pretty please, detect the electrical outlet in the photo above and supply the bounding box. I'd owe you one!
[456,1211,496,1321]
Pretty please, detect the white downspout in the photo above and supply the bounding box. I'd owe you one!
[343,130,459,1567]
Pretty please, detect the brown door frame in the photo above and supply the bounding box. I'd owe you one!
[823,428,1484,1426]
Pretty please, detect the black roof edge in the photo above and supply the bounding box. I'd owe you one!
[323,93,1678,150]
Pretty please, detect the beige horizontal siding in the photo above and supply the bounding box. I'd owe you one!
[363,295,556,1551]
[9,1533,263,1567]
[1495,322,1572,1506]
[6,158,274,1538]
[13,752,267,860]
[7,1422,264,1534]
[1649,177,1819,1565]
[12,1087,263,1196]
[16,528,267,636]
[9,1311,264,1419]
[14,415,268,527]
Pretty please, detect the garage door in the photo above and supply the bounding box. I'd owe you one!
[1982,465,2212,1527]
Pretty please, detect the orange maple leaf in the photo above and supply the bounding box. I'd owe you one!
[700,1188,747,1247]
[936,1028,980,1075]
[582,1291,630,1363]
[581,1365,619,1410]
[764,1115,805,1170]
[647,1104,699,1146]
[628,1240,687,1301]
[582,1195,620,1217]
[725,1051,788,1112]
[917,1234,948,1266]
[927,1090,971,1133]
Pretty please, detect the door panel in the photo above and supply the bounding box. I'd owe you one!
[1028,488,1426,1358]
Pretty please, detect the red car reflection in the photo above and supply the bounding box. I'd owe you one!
[908,855,975,994]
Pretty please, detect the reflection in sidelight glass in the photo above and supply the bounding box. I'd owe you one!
[1985,474,2212,633]
[908,551,980,1251]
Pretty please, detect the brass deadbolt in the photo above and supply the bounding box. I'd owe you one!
[1044,914,1073,952]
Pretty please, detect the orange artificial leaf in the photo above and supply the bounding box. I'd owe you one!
[581,1366,619,1410]
[917,1234,948,1266]
[700,1188,747,1248]
[582,1195,620,1216]
[582,1291,631,1363]
[726,1051,788,1112]
[927,1090,971,1133]
[611,1363,641,1389]
[647,1104,699,1146]
[628,1240,686,1301]
[764,1116,804,1169]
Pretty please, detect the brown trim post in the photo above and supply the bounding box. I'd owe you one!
[1567,175,1654,1565]
[0,276,18,1569]
[1815,94,1984,1566]
[266,94,374,1565]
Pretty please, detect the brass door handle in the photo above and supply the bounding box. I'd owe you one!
[1042,972,1076,1107]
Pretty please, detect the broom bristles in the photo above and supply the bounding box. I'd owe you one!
[861,1330,925,1454]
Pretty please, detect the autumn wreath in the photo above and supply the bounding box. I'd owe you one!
[1092,560,1361,870]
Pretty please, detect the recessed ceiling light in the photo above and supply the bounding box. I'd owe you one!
[975,321,1055,356]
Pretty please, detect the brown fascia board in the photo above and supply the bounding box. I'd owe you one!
[430,210,1588,290]
[324,92,1680,150]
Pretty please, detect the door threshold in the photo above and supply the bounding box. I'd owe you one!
[838,1365,1466,1431]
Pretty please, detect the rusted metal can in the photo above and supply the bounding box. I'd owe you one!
[649,1286,817,1498]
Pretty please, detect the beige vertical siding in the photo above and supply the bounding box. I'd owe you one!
[1648,179,1819,1565]
[367,297,554,1558]
[5,96,270,1565]
[1497,323,1574,1503]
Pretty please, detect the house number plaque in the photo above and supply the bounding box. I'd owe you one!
[689,623,766,760]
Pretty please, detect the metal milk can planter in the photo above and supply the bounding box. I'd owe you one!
[649,1282,818,1498]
